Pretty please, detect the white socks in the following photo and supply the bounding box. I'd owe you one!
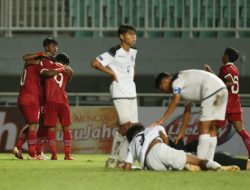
[109,131,124,159]
[197,134,211,159]
[206,160,221,170]
[206,136,217,160]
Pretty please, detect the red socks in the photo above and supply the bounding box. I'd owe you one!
[27,130,37,157]
[36,126,48,155]
[48,130,57,157]
[16,128,28,150]
[239,129,250,154]
[63,130,72,157]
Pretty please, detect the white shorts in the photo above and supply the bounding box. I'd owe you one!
[113,98,138,125]
[145,143,187,171]
[200,88,228,121]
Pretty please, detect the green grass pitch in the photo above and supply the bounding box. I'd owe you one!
[0,153,249,190]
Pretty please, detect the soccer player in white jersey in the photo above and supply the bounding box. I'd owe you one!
[91,24,138,168]
[124,123,239,171]
[154,69,228,160]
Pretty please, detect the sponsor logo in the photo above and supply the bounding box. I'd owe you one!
[173,87,181,94]
[56,124,117,141]
[165,111,235,146]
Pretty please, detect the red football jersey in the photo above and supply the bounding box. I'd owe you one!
[18,64,43,105]
[219,62,242,113]
[42,59,70,104]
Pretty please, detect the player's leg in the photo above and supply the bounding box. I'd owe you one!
[186,154,220,169]
[62,125,74,160]
[207,123,217,160]
[27,123,39,158]
[116,99,138,167]
[197,89,227,160]
[47,127,57,160]
[59,104,74,160]
[44,102,58,160]
[106,99,133,168]
[197,121,212,159]
[20,104,40,159]
[13,126,29,159]
[36,125,48,159]
[214,151,248,170]
[231,117,250,158]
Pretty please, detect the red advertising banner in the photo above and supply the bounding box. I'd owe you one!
[0,106,119,153]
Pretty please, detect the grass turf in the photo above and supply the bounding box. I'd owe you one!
[0,153,249,190]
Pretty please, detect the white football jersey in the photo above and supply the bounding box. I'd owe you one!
[125,125,167,167]
[172,69,226,101]
[96,45,137,99]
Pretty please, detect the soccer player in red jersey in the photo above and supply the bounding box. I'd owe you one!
[42,53,74,160]
[14,37,61,159]
[16,59,64,159]
[204,47,250,158]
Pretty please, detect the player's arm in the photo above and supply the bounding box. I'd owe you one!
[223,74,235,87]
[159,130,169,144]
[23,52,51,61]
[24,59,40,66]
[155,94,181,125]
[91,59,117,81]
[203,64,215,74]
[175,101,192,144]
[64,65,74,80]
[40,67,65,77]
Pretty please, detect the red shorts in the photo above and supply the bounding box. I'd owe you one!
[19,104,40,124]
[44,102,71,127]
[216,112,243,127]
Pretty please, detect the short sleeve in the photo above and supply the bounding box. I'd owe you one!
[96,52,114,67]
[172,79,183,94]
[219,66,231,80]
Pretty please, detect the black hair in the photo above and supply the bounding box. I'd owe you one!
[55,53,70,65]
[224,47,239,62]
[126,123,145,143]
[155,72,172,89]
[118,24,136,39]
[43,37,58,47]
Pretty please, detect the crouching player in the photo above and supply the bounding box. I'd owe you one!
[123,124,239,171]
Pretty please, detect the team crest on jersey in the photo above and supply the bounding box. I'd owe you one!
[173,87,181,94]
[98,55,103,61]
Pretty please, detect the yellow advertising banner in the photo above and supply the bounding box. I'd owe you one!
[55,106,119,154]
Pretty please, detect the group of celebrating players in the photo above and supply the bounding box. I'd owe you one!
[13,37,74,160]
[13,24,250,172]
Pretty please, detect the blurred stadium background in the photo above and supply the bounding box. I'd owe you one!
[1,0,250,155]
[0,0,250,107]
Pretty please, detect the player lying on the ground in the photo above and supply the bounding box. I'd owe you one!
[170,139,250,171]
[123,123,239,171]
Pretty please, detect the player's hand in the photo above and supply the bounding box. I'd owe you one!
[64,65,74,76]
[175,132,185,145]
[203,64,212,72]
[150,119,164,127]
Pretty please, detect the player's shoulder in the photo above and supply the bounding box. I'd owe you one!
[107,45,121,57]
[130,46,138,54]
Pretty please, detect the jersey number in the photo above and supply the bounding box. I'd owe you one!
[231,76,239,94]
[136,134,145,146]
[54,73,64,88]
[20,69,27,86]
